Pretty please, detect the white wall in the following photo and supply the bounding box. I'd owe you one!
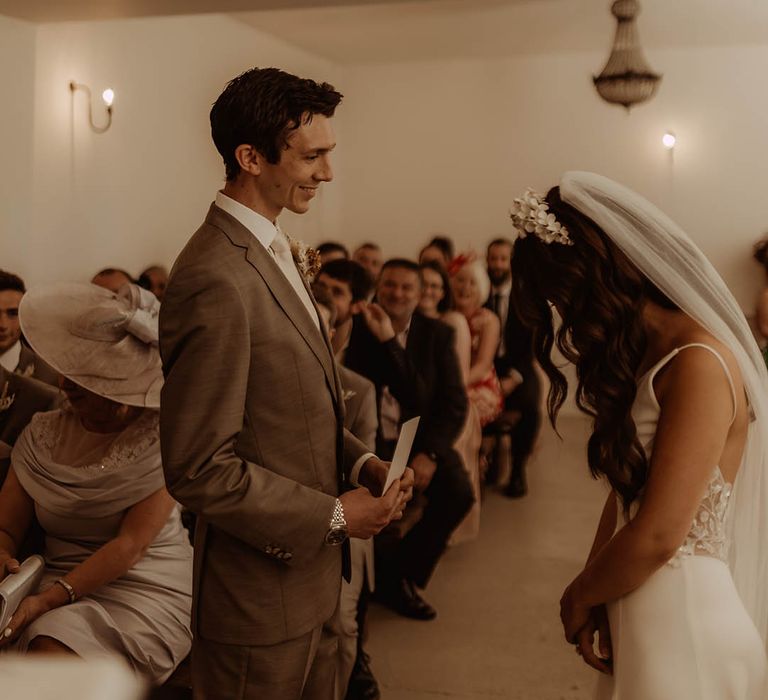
[4,11,768,313]
[0,15,36,277]
[19,13,340,286]
[336,45,768,310]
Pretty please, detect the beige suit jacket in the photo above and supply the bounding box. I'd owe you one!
[159,204,368,646]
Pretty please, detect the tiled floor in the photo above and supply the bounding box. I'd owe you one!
[367,414,608,699]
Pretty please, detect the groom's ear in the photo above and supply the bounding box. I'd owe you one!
[234,144,264,176]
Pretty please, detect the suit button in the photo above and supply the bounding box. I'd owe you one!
[282,552,293,561]
[265,545,274,555]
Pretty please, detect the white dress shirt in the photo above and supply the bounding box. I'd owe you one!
[0,340,21,373]
[215,191,319,329]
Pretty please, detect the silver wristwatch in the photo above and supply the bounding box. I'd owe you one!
[324,498,349,546]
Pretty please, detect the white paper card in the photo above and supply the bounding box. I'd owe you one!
[383,416,420,493]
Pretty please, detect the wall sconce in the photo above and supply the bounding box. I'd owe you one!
[662,131,676,150]
[69,81,114,133]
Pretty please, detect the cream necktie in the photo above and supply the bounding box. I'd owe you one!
[269,230,320,330]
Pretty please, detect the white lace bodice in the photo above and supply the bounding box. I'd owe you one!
[669,467,732,565]
[630,343,737,566]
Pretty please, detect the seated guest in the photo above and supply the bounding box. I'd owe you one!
[91,268,135,293]
[312,286,379,700]
[418,261,481,544]
[0,270,58,386]
[345,259,471,620]
[315,259,374,360]
[418,235,454,269]
[137,265,169,302]
[0,282,193,685]
[317,241,350,265]
[450,254,504,428]
[485,238,540,497]
[352,243,383,284]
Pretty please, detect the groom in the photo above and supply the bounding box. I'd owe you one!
[159,67,412,699]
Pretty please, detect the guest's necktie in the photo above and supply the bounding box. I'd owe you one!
[269,230,320,330]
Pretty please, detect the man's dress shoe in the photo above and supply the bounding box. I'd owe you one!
[378,578,437,621]
[345,650,380,700]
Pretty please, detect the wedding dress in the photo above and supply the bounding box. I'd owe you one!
[595,343,767,699]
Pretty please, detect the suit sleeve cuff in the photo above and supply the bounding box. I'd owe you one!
[350,452,376,487]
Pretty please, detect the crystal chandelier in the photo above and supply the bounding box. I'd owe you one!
[593,0,662,110]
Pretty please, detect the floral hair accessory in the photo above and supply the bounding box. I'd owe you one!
[510,188,572,246]
[447,252,477,277]
[287,235,322,280]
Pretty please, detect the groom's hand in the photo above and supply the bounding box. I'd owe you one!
[358,456,414,501]
[358,456,389,497]
[340,481,408,539]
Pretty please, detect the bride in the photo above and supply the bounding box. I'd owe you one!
[509,172,768,698]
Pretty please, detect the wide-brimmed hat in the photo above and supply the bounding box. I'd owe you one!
[20,282,162,408]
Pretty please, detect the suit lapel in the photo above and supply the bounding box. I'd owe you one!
[206,205,339,407]
[16,345,35,377]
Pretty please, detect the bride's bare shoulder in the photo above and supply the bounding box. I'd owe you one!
[659,328,744,398]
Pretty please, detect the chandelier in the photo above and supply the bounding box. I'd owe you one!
[593,0,662,110]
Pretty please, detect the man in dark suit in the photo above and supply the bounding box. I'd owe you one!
[160,68,412,700]
[345,259,472,621]
[0,365,58,484]
[0,271,58,387]
[485,238,541,497]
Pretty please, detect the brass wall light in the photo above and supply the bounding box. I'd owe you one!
[69,81,114,133]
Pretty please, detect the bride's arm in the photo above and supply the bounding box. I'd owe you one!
[561,348,739,641]
[585,490,617,564]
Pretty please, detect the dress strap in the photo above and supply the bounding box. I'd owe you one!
[648,343,738,425]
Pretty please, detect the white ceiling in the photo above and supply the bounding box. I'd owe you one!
[0,0,419,23]
[234,0,768,64]
[2,0,768,63]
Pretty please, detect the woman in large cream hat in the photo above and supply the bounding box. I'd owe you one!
[0,282,192,685]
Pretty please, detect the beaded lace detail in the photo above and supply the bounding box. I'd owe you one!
[31,409,159,472]
[667,466,732,567]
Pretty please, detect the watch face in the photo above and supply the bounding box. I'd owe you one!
[325,527,348,546]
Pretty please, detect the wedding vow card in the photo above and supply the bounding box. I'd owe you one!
[383,416,420,493]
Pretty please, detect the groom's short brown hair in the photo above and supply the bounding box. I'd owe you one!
[210,67,343,181]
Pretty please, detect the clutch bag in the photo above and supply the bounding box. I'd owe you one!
[0,555,45,630]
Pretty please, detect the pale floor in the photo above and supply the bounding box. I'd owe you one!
[367,414,609,700]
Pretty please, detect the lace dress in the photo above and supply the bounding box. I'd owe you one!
[9,409,193,684]
[595,344,767,699]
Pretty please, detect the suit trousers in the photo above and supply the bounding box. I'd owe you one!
[375,444,474,590]
[502,371,541,471]
[331,538,369,700]
[192,607,340,700]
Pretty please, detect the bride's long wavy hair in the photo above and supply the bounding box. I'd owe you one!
[511,186,676,511]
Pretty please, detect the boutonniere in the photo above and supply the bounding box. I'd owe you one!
[342,389,357,402]
[287,235,321,280]
[0,381,15,412]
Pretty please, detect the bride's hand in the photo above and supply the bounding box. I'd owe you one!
[574,606,613,675]
[559,581,591,643]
